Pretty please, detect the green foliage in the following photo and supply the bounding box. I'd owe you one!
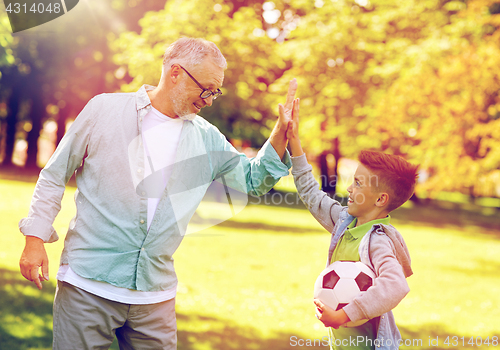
[0,11,15,68]
[373,0,500,197]
[112,0,290,145]
[113,0,500,197]
[3,0,496,194]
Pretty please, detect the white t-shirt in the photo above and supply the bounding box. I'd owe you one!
[57,107,184,304]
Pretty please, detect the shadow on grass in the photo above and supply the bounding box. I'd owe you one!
[0,267,326,350]
[176,313,327,350]
[1,267,497,350]
[399,323,499,350]
[391,203,500,237]
[250,190,500,237]
[177,317,499,350]
[210,219,325,234]
[248,190,347,210]
[0,268,54,350]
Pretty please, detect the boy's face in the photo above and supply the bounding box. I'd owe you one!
[346,164,384,221]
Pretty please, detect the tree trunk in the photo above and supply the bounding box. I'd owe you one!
[319,138,341,198]
[468,185,476,204]
[2,85,21,168]
[56,103,71,146]
[409,192,420,204]
[25,91,44,169]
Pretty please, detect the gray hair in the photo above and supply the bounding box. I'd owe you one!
[163,37,227,71]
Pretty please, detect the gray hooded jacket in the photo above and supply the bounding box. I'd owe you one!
[292,154,412,350]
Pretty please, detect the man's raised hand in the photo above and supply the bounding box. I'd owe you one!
[277,78,298,130]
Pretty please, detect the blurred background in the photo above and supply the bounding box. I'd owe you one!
[0,0,499,349]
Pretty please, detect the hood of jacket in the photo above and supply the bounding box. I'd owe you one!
[374,223,413,278]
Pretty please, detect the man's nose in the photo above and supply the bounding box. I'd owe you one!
[203,95,214,107]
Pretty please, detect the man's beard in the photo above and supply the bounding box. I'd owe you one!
[171,81,197,121]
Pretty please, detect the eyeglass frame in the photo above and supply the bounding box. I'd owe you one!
[173,64,222,100]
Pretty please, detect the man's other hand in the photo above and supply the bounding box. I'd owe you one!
[20,236,49,290]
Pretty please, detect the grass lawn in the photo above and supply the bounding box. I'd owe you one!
[1,177,499,349]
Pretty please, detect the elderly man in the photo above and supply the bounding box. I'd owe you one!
[19,37,297,349]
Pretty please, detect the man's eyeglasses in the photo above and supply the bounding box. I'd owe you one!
[174,64,222,100]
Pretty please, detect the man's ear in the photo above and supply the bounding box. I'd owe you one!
[170,64,182,84]
[376,192,390,208]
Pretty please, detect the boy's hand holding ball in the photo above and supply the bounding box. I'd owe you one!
[314,299,350,329]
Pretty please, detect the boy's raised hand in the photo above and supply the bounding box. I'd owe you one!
[282,98,303,157]
[269,79,297,159]
[284,98,299,140]
[314,299,350,329]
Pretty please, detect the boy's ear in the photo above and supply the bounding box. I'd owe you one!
[376,192,390,208]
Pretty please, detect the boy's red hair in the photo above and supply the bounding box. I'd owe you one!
[358,150,419,212]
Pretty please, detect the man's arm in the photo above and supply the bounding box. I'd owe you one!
[210,79,298,197]
[18,96,96,289]
[269,78,298,159]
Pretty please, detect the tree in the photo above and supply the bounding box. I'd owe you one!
[113,0,500,199]
[270,0,473,194]
[112,0,291,146]
[373,0,500,198]
[0,9,18,167]
[0,0,166,168]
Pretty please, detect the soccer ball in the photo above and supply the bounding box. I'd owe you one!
[313,261,376,328]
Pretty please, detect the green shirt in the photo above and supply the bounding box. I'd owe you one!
[329,216,391,350]
[331,216,391,264]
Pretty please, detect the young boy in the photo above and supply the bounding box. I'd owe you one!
[284,99,418,350]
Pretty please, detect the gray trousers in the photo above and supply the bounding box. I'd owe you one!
[53,281,177,350]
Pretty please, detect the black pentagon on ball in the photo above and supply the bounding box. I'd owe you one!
[336,303,348,311]
[355,272,373,292]
[322,270,340,289]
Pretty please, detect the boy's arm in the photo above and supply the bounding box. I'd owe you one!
[342,234,410,322]
[287,99,343,233]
